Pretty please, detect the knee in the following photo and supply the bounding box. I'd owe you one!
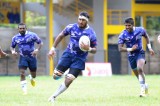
[53,69,63,80]
[65,74,76,87]
[66,74,76,81]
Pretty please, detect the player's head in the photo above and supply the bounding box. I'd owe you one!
[18,23,27,36]
[78,11,89,28]
[124,17,134,32]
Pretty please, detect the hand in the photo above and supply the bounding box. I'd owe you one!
[80,42,90,51]
[11,50,18,56]
[132,44,138,51]
[149,48,155,56]
[31,49,39,57]
[48,47,56,60]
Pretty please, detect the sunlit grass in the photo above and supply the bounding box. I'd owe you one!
[0,75,160,106]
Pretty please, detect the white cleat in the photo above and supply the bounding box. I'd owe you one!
[48,96,55,103]
[145,84,148,95]
[139,87,147,97]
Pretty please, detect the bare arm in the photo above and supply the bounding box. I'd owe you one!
[144,34,151,45]
[88,47,97,54]
[52,32,65,48]
[118,44,138,52]
[144,34,155,56]
[48,32,65,59]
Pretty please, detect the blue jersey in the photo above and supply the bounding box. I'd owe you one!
[118,27,147,56]
[11,31,42,56]
[62,23,97,59]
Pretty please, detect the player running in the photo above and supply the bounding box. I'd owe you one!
[10,23,43,95]
[118,17,155,97]
[48,11,97,103]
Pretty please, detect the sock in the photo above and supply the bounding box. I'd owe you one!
[52,82,67,98]
[138,75,145,88]
[21,80,27,92]
[29,74,35,81]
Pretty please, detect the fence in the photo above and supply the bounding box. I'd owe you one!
[0,49,160,76]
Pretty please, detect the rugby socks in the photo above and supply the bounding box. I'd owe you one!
[138,74,145,88]
[21,80,27,93]
[53,82,67,98]
[28,74,33,80]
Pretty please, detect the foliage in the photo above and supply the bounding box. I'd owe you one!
[25,11,46,27]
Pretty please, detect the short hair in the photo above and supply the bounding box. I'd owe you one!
[79,11,90,19]
[18,23,26,28]
[124,17,134,25]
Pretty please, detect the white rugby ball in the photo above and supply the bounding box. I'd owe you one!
[157,35,160,43]
[79,36,90,51]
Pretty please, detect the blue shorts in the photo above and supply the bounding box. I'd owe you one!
[18,55,37,71]
[128,51,145,70]
[56,52,85,71]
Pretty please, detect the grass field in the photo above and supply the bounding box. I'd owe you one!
[0,75,160,106]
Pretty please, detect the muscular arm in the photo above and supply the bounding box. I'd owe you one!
[118,44,137,52]
[89,47,97,54]
[118,44,127,52]
[143,33,151,45]
[53,32,65,48]
[36,42,43,51]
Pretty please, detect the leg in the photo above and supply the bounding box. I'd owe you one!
[19,56,28,94]
[19,67,27,95]
[137,59,146,86]
[28,68,37,87]
[132,68,138,79]
[28,57,37,87]
[48,68,81,102]
[137,59,148,97]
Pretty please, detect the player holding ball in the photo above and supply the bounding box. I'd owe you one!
[48,11,97,103]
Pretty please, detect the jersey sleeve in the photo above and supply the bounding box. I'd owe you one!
[11,36,17,48]
[118,33,125,44]
[33,33,42,44]
[62,24,73,36]
[141,27,147,37]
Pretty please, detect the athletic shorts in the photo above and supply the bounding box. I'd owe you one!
[18,55,37,71]
[128,51,145,70]
[56,52,85,77]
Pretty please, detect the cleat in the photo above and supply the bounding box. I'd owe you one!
[48,96,55,103]
[145,84,148,95]
[139,87,146,97]
[31,79,36,87]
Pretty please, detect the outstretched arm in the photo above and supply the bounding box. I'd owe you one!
[48,32,65,59]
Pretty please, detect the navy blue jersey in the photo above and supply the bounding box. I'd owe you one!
[11,31,42,56]
[62,23,97,59]
[118,27,147,56]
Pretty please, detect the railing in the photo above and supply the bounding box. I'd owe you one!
[54,0,94,22]
[108,10,129,25]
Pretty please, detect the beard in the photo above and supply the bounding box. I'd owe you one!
[20,31,25,36]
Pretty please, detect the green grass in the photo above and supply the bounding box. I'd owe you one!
[0,75,160,106]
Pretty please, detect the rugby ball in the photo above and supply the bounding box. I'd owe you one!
[157,35,160,43]
[79,36,90,51]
